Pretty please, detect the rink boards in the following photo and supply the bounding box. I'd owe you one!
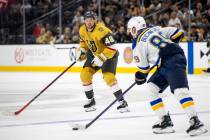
[0,42,208,74]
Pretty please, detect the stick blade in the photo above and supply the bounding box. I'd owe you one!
[70,123,87,131]
[14,111,20,116]
[0,110,16,117]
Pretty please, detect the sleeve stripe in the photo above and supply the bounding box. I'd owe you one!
[106,46,117,51]
[171,29,184,40]
[137,66,150,74]
[171,29,179,37]
[138,66,150,70]
[171,32,183,40]
[97,55,106,62]
[98,53,107,61]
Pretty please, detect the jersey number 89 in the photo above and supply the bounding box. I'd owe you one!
[150,35,167,48]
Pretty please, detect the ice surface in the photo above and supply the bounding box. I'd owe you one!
[0,72,209,140]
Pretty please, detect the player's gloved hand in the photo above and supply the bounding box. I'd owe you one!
[135,71,148,85]
[91,53,107,67]
[91,55,104,67]
[76,47,86,61]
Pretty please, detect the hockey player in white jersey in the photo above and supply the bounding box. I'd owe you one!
[127,16,208,136]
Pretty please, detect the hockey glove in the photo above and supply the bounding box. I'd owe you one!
[76,47,87,61]
[91,53,107,67]
[135,71,148,85]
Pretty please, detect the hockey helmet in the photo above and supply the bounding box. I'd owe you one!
[84,11,97,20]
[127,16,146,37]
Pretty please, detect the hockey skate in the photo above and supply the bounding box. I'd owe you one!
[117,100,130,113]
[152,114,175,134]
[202,68,210,73]
[83,98,96,112]
[186,116,208,136]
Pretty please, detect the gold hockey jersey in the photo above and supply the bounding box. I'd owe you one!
[79,22,117,59]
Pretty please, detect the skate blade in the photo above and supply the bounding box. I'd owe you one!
[153,127,175,134]
[118,107,130,113]
[85,106,96,112]
[189,127,208,137]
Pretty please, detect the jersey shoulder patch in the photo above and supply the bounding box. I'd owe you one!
[95,23,111,40]
[98,27,104,32]
[97,23,111,32]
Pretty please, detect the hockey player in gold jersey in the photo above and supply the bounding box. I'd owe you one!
[76,11,129,113]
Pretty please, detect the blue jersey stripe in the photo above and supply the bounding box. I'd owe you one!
[137,66,150,70]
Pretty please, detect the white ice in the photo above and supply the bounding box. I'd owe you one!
[0,72,210,140]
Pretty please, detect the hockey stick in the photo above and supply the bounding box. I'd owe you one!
[14,61,76,116]
[71,82,136,130]
[71,64,158,130]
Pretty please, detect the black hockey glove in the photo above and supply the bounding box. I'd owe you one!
[135,71,148,85]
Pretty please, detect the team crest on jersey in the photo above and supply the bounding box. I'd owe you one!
[134,56,140,63]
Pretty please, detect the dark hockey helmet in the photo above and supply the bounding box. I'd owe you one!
[84,11,97,20]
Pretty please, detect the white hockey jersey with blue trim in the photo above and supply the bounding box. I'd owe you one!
[132,26,176,73]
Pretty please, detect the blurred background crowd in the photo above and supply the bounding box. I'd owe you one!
[0,0,210,44]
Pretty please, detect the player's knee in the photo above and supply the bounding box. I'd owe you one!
[147,82,160,100]
[103,72,117,86]
[174,88,190,100]
[80,67,96,85]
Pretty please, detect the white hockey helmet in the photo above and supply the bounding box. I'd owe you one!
[127,16,146,38]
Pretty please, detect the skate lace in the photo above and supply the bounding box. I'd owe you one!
[154,118,163,125]
[189,119,195,126]
[85,99,92,105]
[117,100,122,106]
[119,101,124,105]
[187,117,203,133]
[117,100,128,109]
